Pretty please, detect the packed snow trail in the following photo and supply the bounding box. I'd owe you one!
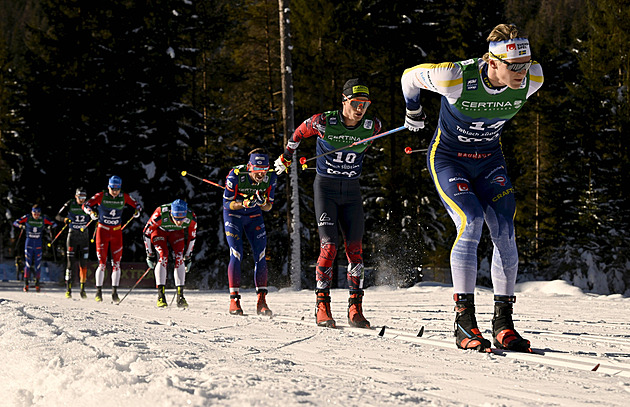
[1,280,629,406]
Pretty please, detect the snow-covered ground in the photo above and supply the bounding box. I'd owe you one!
[1,280,629,406]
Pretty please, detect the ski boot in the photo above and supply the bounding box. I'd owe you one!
[80,283,87,299]
[176,286,188,308]
[492,295,531,352]
[23,283,29,292]
[35,279,41,292]
[111,286,120,303]
[229,293,243,315]
[256,289,272,316]
[65,281,72,299]
[315,290,336,328]
[348,290,370,328]
[454,294,491,352]
[95,286,103,302]
[157,285,168,307]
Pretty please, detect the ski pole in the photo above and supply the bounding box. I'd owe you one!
[181,170,226,189]
[121,214,136,231]
[117,267,153,305]
[14,227,24,255]
[48,222,69,247]
[181,171,247,196]
[91,224,98,243]
[404,146,428,155]
[298,125,406,170]
[233,168,275,175]
[80,219,93,232]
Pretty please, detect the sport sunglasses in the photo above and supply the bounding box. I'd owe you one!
[342,95,371,110]
[490,52,533,72]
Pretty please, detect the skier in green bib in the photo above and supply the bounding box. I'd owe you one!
[401,24,544,352]
[274,78,383,329]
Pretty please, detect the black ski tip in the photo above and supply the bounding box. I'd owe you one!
[378,326,386,337]
[300,316,305,320]
[417,326,424,337]
[591,363,600,371]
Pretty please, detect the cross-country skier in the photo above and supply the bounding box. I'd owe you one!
[56,187,91,299]
[400,23,544,352]
[143,199,197,308]
[83,175,142,303]
[13,204,57,292]
[223,148,277,316]
[274,78,383,329]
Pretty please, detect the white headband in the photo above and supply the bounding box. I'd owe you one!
[488,38,530,60]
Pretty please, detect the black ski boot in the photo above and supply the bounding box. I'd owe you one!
[112,286,120,303]
[95,286,103,302]
[492,295,531,352]
[65,281,72,299]
[176,286,188,308]
[454,294,491,352]
[80,282,87,299]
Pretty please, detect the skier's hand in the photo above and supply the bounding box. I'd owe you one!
[64,218,71,225]
[242,195,257,209]
[89,211,98,221]
[184,256,192,273]
[274,154,291,175]
[253,190,267,206]
[146,253,157,269]
[404,107,426,132]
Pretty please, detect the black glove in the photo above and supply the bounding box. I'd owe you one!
[146,253,157,269]
[184,256,192,273]
[404,107,427,131]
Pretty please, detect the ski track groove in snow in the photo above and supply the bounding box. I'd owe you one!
[1,281,629,406]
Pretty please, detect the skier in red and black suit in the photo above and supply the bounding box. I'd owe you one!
[274,78,382,329]
[13,204,57,292]
[83,175,141,303]
[143,199,197,308]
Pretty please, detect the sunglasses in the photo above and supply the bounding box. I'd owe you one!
[490,52,532,72]
[249,166,269,173]
[343,95,371,110]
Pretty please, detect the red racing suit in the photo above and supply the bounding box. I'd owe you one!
[143,204,197,287]
[83,190,141,287]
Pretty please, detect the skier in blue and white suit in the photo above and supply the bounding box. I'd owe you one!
[401,24,544,352]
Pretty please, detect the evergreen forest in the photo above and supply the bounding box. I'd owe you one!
[1,0,628,294]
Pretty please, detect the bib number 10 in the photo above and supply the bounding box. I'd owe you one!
[332,152,357,164]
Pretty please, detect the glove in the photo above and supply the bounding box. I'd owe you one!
[253,190,267,206]
[64,218,71,225]
[242,195,257,209]
[146,253,157,269]
[404,107,426,131]
[89,211,98,221]
[274,154,291,175]
[133,209,141,218]
[184,256,192,273]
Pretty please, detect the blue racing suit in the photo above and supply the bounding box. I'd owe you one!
[13,214,57,281]
[223,166,277,292]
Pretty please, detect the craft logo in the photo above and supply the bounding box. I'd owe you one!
[466,79,478,91]
[329,116,338,125]
[457,183,469,192]
[363,119,374,130]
